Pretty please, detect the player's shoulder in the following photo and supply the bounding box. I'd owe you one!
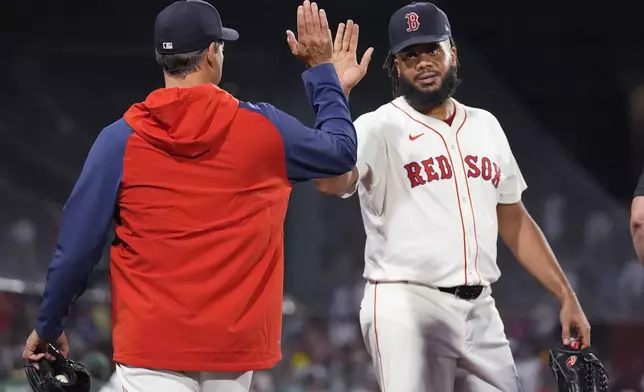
[354,99,406,135]
[459,101,510,141]
[103,117,134,136]
[238,101,276,118]
[459,102,514,149]
[77,118,135,165]
[355,102,391,123]
[96,118,135,150]
[459,102,502,128]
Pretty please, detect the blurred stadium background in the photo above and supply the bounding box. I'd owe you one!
[2,0,644,391]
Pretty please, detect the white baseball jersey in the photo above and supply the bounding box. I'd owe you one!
[345,97,527,288]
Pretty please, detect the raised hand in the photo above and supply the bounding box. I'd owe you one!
[332,20,374,95]
[286,0,333,68]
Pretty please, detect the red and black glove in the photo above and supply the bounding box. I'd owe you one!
[549,338,609,392]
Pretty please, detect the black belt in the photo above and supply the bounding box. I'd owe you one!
[439,285,484,300]
[369,280,485,301]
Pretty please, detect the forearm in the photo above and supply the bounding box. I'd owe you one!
[314,167,357,195]
[500,205,575,303]
[37,246,103,339]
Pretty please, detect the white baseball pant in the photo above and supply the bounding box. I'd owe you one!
[116,364,253,392]
[360,281,521,392]
[97,371,121,392]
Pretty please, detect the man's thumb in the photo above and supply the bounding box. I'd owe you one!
[286,30,298,55]
[561,322,571,346]
[360,47,374,70]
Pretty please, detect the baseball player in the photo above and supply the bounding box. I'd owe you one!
[315,2,590,391]
[21,1,372,391]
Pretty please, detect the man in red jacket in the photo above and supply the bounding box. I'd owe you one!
[22,0,373,391]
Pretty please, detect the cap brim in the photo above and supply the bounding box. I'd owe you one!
[221,27,239,41]
[391,34,449,54]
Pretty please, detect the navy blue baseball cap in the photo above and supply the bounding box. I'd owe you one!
[389,2,451,54]
[155,0,239,55]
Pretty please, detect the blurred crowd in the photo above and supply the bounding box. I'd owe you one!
[0,283,567,392]
[3,34,644,392]
[1,276,643,392]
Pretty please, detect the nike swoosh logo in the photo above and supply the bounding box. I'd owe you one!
[409,133,425,141]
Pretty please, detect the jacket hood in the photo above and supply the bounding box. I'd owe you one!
[124,84,239,158]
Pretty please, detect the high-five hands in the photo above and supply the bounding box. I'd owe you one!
[287,1,373,94]
[332,20,373,95]
[286,0,333,68]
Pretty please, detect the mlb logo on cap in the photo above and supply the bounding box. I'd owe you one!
[154,0,239,55]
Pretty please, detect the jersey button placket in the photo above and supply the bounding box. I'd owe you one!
[451,147,474,285]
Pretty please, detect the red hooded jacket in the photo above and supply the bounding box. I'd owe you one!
[34,63,356,371]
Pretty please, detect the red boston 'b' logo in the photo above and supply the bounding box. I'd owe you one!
[405,12,420,32]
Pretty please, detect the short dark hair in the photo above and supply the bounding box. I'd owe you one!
[155,42,221,78]
[384,37,457,98]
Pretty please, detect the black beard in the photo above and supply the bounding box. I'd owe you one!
[397,66,461,113]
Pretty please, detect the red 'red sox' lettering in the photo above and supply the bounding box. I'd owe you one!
[405,155,501,188]
[464,155,501,188]
[404,155,453,188]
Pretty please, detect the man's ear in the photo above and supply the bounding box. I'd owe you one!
[206,42,219,66]
[393,57,401,77]
[451,45,458,68]
[214,42,221,56]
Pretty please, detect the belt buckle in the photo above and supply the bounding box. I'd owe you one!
[455,286,479,300]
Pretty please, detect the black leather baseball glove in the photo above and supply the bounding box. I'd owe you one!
[549,339,609,392]
[24,344,92,392]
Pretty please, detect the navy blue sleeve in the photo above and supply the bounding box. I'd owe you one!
[35,119,132,340]
[240,63,357,183]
